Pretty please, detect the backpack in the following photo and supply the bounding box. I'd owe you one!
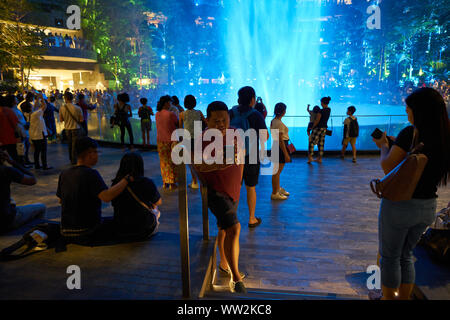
[230,106,257,131]
[348,117,359,138]
[229,106,257,155]
[0,223,64,261]
[139,107,151,120]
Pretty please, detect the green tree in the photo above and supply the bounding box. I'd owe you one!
[0,0,45,92]
[78,0,159,90]
[359,0,449,83]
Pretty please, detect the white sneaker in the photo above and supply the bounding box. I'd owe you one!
[189,182,199,189]
[271,192,287,200]
[280,187,290,196]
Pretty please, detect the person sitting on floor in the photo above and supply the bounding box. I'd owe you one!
[0,150,45,234]
[56,136,134,245]
[111,152,161,239]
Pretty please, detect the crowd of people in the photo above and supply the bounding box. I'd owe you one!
[1,83,449,299]
[43,33,93,51]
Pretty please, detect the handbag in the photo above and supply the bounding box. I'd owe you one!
[125,186,160,237]
[370,128,428,202]
[418,206,450,264]
[325,117,333,136]
[286,140,296,154]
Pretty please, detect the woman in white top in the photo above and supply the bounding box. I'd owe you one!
[179,95,206,189]
[270,102,291,200]
[29,93,52,170]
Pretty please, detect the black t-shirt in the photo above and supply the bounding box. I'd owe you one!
[394,125,442,199]
[229,105,268,163]
[0,165,23,232]
[56,165,108,236]
[112,177,160,234]
[115,103,131,125]
[317,108,331,128]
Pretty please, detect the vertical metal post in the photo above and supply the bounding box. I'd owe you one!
[178,164,191,298]
[388,116,392,136]
[201,184,209,241]
[98,111,102,138]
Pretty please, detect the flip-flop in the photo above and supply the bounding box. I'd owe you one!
[248,217,262,228]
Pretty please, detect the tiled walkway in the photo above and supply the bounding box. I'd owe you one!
[0,143,449,299]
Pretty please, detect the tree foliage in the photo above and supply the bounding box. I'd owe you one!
[334,0,449,84]
[0,0,45,91]
[77,0,158,90]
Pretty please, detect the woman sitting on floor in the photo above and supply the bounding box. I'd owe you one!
[112,152,162,239]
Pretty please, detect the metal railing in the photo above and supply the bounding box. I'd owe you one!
[55,111,409,151]
[177,151,210,298]
[265,114,409,151]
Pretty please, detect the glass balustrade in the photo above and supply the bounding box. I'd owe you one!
[55,110,409,151]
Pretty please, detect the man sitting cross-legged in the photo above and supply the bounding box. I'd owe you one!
[193,101,247,294]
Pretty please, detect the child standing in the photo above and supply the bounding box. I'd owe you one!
[138,98,154,146]
[341,106,359,163]
[307,104,321,136]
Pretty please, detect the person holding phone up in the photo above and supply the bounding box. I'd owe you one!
[372,88,450,300]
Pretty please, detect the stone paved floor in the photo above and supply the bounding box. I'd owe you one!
[0,143,449,299]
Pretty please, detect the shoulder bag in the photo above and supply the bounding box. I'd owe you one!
[125,186,160,237]
[286,140,296,154]
[370,128,428,202]
[326,117,333,136]
[63,104,86,136]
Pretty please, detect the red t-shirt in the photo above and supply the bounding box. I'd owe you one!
[198,129,242,202]
[0,107,18,146]
[155,109,178,143]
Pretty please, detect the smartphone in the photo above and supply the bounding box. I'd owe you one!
[371,128,383,140]
[372,128,395,148]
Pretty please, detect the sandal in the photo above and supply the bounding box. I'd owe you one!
[248,217,262,228]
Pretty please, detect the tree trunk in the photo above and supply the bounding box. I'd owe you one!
[26,66,31,90]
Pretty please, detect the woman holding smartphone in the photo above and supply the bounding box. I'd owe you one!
[372,87,450,300]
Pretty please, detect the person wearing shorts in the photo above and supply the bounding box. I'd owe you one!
[138,98,153,146]
[194,101,246,294]
[341,106,358,163]
[229,86,268,228]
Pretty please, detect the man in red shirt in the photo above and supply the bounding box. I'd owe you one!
[194,101,246,294]
[0,96,19,161]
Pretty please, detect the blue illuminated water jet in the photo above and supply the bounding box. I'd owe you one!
[223,0,322,115]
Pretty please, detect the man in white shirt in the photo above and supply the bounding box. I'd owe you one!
[30,94,52,170]
[59,91,83,165]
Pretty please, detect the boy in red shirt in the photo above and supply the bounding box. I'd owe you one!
[194,101,246,294]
